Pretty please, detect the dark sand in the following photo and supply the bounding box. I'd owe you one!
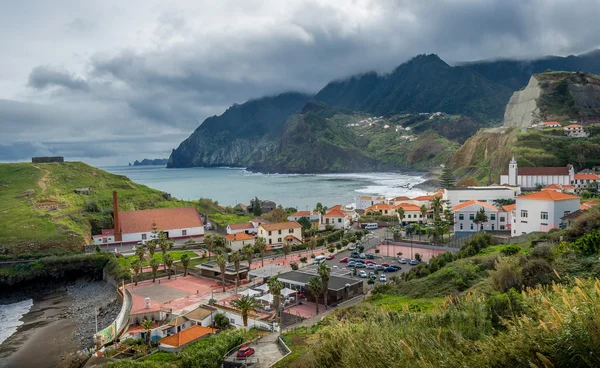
[0,291,79,368]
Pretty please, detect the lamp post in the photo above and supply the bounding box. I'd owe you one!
[345,283,350,301]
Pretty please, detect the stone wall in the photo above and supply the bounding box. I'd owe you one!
[32,156,64,163]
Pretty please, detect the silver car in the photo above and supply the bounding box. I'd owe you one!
[398,258,408,264]
[409,259,419,265]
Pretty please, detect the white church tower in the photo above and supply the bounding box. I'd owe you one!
[508,156,518,186]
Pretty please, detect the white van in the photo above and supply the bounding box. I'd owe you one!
[365,223,378,230]
[313,255,326,264]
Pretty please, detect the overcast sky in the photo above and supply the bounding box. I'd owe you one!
[1,0,599,165]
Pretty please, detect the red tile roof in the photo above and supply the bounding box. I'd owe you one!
[517,191,580,201]
[260,221,302,231]
[581,200,600,210]
[542,121,560,126]
[542,184,575,190]
[228,222,255,230]
[574,173,600,180]
[328,205,343,212]
[502,166,571,176]
[324,210,348,217]
[365,203,393,212]
[119,207,203,234]
[413,195,434,201]
[158,325,216,347]
[393,203,421,211]
[565,124,583,129]
[452,200,498,211]
[290,211,312,217]
[225,232,255,241]
[502,204,516,212]
[391,196,410,201]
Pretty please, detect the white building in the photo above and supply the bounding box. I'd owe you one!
[500,157,574,189]
[571,173,600,192]
[443,186,517,208]
[287,211,321,223]
[513,191,580,236]
[258,221,302,247]
[356,195,386,210]
[225,232,256,252]
[452,200,504,236]
[322,209,351,229]
[226,222,257,235]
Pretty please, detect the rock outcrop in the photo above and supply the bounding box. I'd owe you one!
[503,76,542,128]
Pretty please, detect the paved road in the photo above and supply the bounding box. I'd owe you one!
[225,333,285,368]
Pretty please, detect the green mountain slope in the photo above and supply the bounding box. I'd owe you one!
[315,54,513,123]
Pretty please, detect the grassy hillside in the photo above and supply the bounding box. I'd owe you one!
[276,209,600,368]
[0,162,243,256]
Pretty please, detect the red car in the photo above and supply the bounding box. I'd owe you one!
[237,346,255,358]
[364,261,376,265]
[381,263,390,267]
[326,254,335,260]
[340,257,349,263]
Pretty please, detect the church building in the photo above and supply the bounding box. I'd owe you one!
[500,157,574,190]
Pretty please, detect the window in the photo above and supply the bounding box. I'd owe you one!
[141,234,147,240]
[278,230,282,235]
[230,318,235,323]
[459,214,464,220]
[420,214,423,218]
[521,221,528,223]
[470,223,474,230]
[469,214,474,220]
[338,218,342,223]
[500,225,505,230]
[500,217,505,222]
[491,224,495,230]
[408,214,411,218]
[269,239,272,244]
[268,231,272,236]
[541,223,548,226]
[289,229,294,233]
[490,214,495,221]
[182,230,187,236]
[521,210,528,218]
[278,237,282,242]
[460,223,463,230]
[540,212,548,220]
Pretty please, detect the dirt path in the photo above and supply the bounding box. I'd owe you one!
[36,167,50,192]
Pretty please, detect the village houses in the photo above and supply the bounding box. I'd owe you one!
[512,191,580,235]
[452,200,506,237]
[571,173,600,192]
[258,221,303,247]
[225,232,256,252]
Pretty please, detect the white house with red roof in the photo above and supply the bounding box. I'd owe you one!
[258,221,302,247]
[364,203,395,215]
[536,121,561,128]
[226,222,257,235]
[563,124,588,137]
[513,191,580,236]
[500,157,574,189]
[542,184,576,194]
[394,203,423,224]
[225,232,256,252]
[322,205,353,230]
[287,211,321,223]
[452,200,504,237]
[93,191,204,245]
[571,173,600,192]
[356,195,386,210]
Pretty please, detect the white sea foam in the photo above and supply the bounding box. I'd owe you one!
[0,299,33,344]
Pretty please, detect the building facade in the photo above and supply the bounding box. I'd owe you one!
[443,186,517,207]
[225,232,256,252]
[500,157,574,189]
[571,173,600,192]
[258,221,302,246]
[513,191,580,235]
[452,200,504,237]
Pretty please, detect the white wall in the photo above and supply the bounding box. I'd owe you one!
[121,226,204,243]
[217,310,276,331]
[513,198,579,235]
[444,188,515,207]
[227,238,255,252]
[453,206,503,233]
[226,225,256,235]
[323,216,350,229]
[398,210,422,224]
[258,226,301,246]
[93,235,115,245]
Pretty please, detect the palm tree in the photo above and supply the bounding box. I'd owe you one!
[317,262,331,309]
[308,238,317,256]
[141,319,154,347]
[213,234,226,254]
[163,253,174,279]
[180,254,190,277]
[282,242,292,260]
[229,251,241,294]
[131,259,141,286]
[267,275,283,319]
[397,206,405,226]
[307,276,323,314]
[158,232,169,270]
[147,240,156,257]
[242,244,254,277]
[413,223,421,242]
[204,234,214,260]
[254,237,267,267]
[149,258,160,283]
[135,246,145,262]
[431,196,443,219]
[230,295,261,328]
[215,254,227,292]
[420,204,428,224]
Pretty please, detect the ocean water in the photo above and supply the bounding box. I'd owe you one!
[102,166,429,209]
[0,299,33,345]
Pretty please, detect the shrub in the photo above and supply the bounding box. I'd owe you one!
[485,289,527,329]
[300,257,307,264]
[414,253,422,262]
[367,279,375,285]
[335,244,342,250]
[490,257,523,292]
[529,243,555,262]
[214,313,230,328]
[522,259,556,288]
[358,245,364,253]
[290,262,299,270]
[571,228,600,255]
[501,245,520,256]
[311,254,316,259]
[374,249,380,254]
[372,283,394,294]
[180,329,247,368]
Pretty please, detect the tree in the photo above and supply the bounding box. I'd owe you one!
[180,254,190,277]
[146,240,156,257]
[158,232,169,270]
[141,319,154,347]
[290,262,299,270]
[163,253,174,279]
[230,295,261,328]
[254,237,267,267]
[473,208,489,231]
[213,234,226,254]
[204,234,214,260]
[149,258,160,283]
[420,205,428,224]
[216,254,227,292]
[300,257,307,264]
[415,253,422,262]
[229,251,241,294]
[214,313,230,328]
[443,208,455,228]
[263,207,286,223]
[135,246,145,262]
[439,165,456,189]
[397,206,405,225]
[242,244,254,279]
[282,243,292,259]
[314,202,327,215]
[307,276,323,314]
[308,238,317,256]
[267,275,283,320]
[131,259,141,286]
[252,197,262,216]
[431,196,444,219]
[318,262,331,309]
[297,216,312,237]
[413,224,421,241]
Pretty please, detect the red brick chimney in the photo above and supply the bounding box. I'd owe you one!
[113,190,122,242]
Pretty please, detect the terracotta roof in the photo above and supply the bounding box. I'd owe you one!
[565,124,583,128]
[127,322,159,334]
[452,200,498,211]
[562,209,587,220]
[119,207,203,234]
[328,205,343,212]
[502,166,571,176]
[228,222,255,230]
[225,232,255,241]
[581,200,600,210]
[413,195,434,201]
[574,173,600,180]
[365,203,393,211]
[184,306,215,321]
[542,121,560,125]
[393,203,421,211]
[323,210,348,217]
[542,184,576,190]
[502,204,516,212]
[517,191,580,201]
[391,196,410,201]
[290,211,311,217]
[259,221,302,231]
[158,325,216,347]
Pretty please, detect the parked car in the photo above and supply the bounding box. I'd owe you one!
[359,253,366,259]
[384,267,398,272]
[366,264,376,270]
[388,265,401,271]
[350,251,360,258]
[359,270,367,278]
[348,244,357,251]
[326,254,335,260]
[379,274,387,282]
[409,259,419,265]
[237,346,255,358]
[348,261,356,267]
[366,254,375,259]
[364,260,376,265]
[398,258,408,264]
[355,263,367,268]
[381,263,390,267]
[340,257,349,263]
[375,265,385,271]
[204,223,213,230]
[369,271,376,279]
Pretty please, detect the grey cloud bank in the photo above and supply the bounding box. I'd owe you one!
[1,0,600,164]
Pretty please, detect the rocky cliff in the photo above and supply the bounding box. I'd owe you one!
[503,76,543,128]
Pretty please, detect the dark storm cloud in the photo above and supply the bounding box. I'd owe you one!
[2,0,600,164]
[28,66,89,91]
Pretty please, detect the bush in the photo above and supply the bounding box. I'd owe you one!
[529,243,555,262]
[522,259,556,288]
[367,279,375,285]
[300,257,307,264]
[457,232,494,258]
[180,329,247,368]
[372,282,394,294]
[310,254,316,259]
[328,247,335,254]
[290,262,299,270]
[485,289,527,329]
[501,245,520,256]
[214,313,229,328]
[571,228,600,255]
[490,257,523,293]
[335,244,342,250]
[414,253,422,262]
